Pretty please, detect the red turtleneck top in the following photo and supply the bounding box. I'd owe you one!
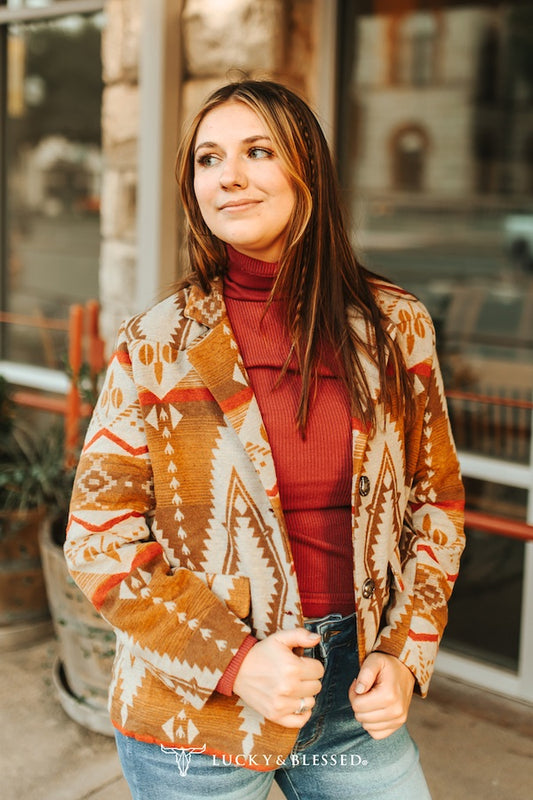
[223,246,355,618]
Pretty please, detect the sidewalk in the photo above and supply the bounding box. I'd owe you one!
[1,635,532,800]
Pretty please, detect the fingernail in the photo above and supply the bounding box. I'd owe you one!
[355,682,366,694]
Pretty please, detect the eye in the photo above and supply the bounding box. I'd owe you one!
[248,146,274,160]
[195,153,219,168]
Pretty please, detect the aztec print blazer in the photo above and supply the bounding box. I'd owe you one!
[65,278,464,769]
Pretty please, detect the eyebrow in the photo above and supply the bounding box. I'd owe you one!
[194,135,273,154]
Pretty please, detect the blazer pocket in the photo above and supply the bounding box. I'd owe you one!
[388,546,405,593]
[191,571,251,619]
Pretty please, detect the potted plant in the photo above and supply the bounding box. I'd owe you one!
[0,375,71,646]
[0,372,115,734]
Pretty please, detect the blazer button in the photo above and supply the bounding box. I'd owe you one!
[362,578,375,599]
[359,475,371,496]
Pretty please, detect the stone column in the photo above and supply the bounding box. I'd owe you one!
[99,0,140,346]
[181,0,318,126]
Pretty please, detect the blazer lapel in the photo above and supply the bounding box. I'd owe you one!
[347,305,397,480]
[184,283,282,512]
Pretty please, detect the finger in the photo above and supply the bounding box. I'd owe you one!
[275,700,314,729]
[272,691,317,717]
[298,678,323,698]
[350,679,383,706]
[354,661,380,695]
[278,710,313,729]
[362,724,399,741]
[358,712,406,731]
[352,699,388,717]
[354,699,409,732]
[298,654,325,680]
[290,696,315,718]
[354,706,406,725]
[273,628,321,650]
[350,689,391,713]
[349,679,395,711]
[352,687,406,716]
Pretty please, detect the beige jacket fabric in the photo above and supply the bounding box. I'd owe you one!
[65,278,464,768]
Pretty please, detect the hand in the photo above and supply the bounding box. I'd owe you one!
[349,652,415,740]
[233,628,324,728]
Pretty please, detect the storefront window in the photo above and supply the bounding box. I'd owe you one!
[1,5,103,366]
[338,0,533,684]
[444,477,526,671]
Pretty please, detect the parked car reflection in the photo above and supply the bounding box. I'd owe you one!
[417,277,533,464]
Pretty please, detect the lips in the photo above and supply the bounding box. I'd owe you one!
[219,199,261,211]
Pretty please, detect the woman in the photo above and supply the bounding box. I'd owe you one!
[65,80,464,799]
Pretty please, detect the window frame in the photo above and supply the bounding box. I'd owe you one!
[0,0,106,375]
[0,1,106,25]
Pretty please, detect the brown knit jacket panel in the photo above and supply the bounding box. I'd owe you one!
[65,279,464,768]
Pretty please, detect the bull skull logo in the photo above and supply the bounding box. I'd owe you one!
[160,744,208,777]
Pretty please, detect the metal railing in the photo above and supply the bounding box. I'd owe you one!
[0,301,104,461]
[465,510,533,543]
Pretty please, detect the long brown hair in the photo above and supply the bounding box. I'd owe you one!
[175,79,414,433]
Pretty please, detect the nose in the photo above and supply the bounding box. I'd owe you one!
[219,154,247,189]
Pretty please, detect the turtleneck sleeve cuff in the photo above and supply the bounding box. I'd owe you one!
[215,634,259,696]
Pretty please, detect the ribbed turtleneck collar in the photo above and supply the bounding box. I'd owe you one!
[223,245,278,301]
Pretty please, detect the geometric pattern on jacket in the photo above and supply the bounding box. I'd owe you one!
[65,278,465,769]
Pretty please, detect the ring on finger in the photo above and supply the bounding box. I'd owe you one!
[294,697,308,715]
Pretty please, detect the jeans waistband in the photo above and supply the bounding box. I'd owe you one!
[302,611,356,660]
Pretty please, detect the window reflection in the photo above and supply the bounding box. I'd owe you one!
[391,12,439,87]
[442,282,532,464]
[340,1,533,674]
[341,2,533,467]
[4,13,103,366]
[443,477,526,671]
[392,126,428,191]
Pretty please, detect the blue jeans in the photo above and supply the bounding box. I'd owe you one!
[115,612,432,799]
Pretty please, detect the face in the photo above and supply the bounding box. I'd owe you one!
[193,101,296,263]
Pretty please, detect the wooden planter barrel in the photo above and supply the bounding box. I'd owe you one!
[39,520,115,736]
[0,508,52,649]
